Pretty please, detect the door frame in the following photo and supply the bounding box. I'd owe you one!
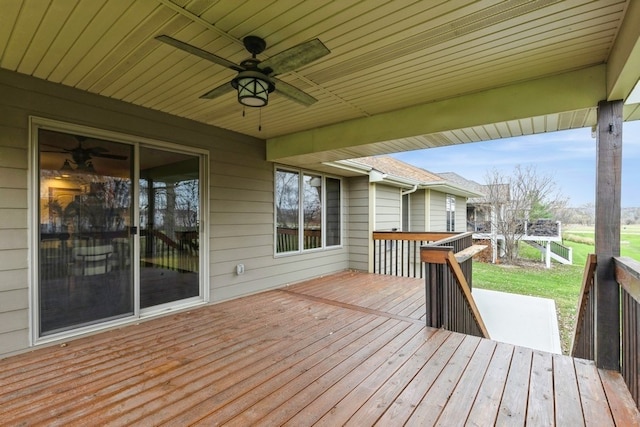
[29,117,210,346]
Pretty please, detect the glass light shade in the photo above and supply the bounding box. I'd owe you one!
[60,159,74,171]
[236,76,270,107]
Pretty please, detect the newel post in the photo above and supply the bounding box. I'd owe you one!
[594,99,622,370]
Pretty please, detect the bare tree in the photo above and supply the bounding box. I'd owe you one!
[484,165,567,263]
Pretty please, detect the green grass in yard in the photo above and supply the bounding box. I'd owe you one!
[473,258,582,355]
[473,226,640,355]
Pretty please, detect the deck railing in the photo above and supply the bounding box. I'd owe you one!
[571,255,640,409]
[276,227,322,252]
[616,256,640,408]
[420,245,489,338]
[468,219,561,238]
[372,231,467,279]
[570,254,597,360]
[141,229,198,272]
[551,241,573,263]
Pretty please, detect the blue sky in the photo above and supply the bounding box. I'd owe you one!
[391,120,640,208]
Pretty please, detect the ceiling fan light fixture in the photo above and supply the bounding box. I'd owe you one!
[232,70,274,107]
[60,159,74,171]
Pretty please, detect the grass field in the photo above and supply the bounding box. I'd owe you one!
[472,224,640,355]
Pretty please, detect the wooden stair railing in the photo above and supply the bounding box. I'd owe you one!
[570,254,597,360]
[421,245,490,339]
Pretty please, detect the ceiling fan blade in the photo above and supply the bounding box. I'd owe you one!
[273,78,318,106]
[200,81,235,100]
[261,39,330,76]
[156,35,243,72]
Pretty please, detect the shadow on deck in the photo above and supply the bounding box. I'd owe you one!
[1,271,638,425]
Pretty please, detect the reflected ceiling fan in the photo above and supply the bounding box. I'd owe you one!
[156,34,330,107]
[42,136,128,173]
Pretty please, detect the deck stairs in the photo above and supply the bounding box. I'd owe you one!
[525,239,573,267]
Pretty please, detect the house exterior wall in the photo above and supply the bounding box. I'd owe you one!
[0,70,350,357]
[427,191,469,232]
[374,184,401,231]
[429,191,448,230]
[456,200,468,232]
[409,190,426,231]
[347,176,370,271]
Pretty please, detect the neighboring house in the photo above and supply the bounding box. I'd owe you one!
[437,172,510,234]
[439,172,569,267]
[333,157,483,235]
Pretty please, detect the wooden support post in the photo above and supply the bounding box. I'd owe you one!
[595,99,622,370]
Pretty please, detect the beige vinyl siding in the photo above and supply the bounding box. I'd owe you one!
[375,184,401,231]
[409,190,426,231]
[456,198,468,232]
[0,111,29,355]
[0,69,350,357]
[429,191,448,231]
[347,176,369,271]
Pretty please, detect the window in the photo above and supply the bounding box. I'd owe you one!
[275,168,341,254]
[446,194,456,232]
[325,177,341,246]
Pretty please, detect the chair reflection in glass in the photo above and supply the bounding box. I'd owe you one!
[71,244,115,306]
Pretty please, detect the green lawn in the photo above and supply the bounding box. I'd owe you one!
[472,225,640,355]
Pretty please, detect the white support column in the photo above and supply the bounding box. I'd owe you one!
[545,241,551,269]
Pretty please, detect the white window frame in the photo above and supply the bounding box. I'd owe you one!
[446,194,456,232]
[274,166,343,256]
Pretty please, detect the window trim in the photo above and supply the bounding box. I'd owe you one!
[446,194,456,232]
[274,166,343,256]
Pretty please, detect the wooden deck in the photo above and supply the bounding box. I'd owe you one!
[1,271,638,426]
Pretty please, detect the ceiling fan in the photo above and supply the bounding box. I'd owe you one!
[156,34,330,107]
[42,136,128,172]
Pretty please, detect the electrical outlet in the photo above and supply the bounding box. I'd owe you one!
[236,264,245,275]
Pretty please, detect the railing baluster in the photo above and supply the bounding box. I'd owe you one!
[372,231,475,279]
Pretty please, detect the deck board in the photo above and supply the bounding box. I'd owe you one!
[0,271,638,426]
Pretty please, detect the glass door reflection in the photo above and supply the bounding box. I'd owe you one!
[139,147,200,309]
[38,129,134,335]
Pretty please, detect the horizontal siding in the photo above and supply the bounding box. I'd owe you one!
[0,209,27,229]
[0,112,28,337]
[0,310,28,335]
[0,269,27,293]
[429,191,447,231]
[457,198,468,232]
[410,190,426,231]
[348,176,369,271]
[375,184,401,231]
[0,69,351,357]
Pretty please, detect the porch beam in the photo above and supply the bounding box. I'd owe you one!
[266,65,606,161]
[594,99,623,371]
[606,0,640,101]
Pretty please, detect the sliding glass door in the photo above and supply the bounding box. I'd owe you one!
[37,124,203,337]
[139,147,200,309]
[38,129,134,335]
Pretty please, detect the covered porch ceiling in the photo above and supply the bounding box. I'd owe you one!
[2,0,640,173]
